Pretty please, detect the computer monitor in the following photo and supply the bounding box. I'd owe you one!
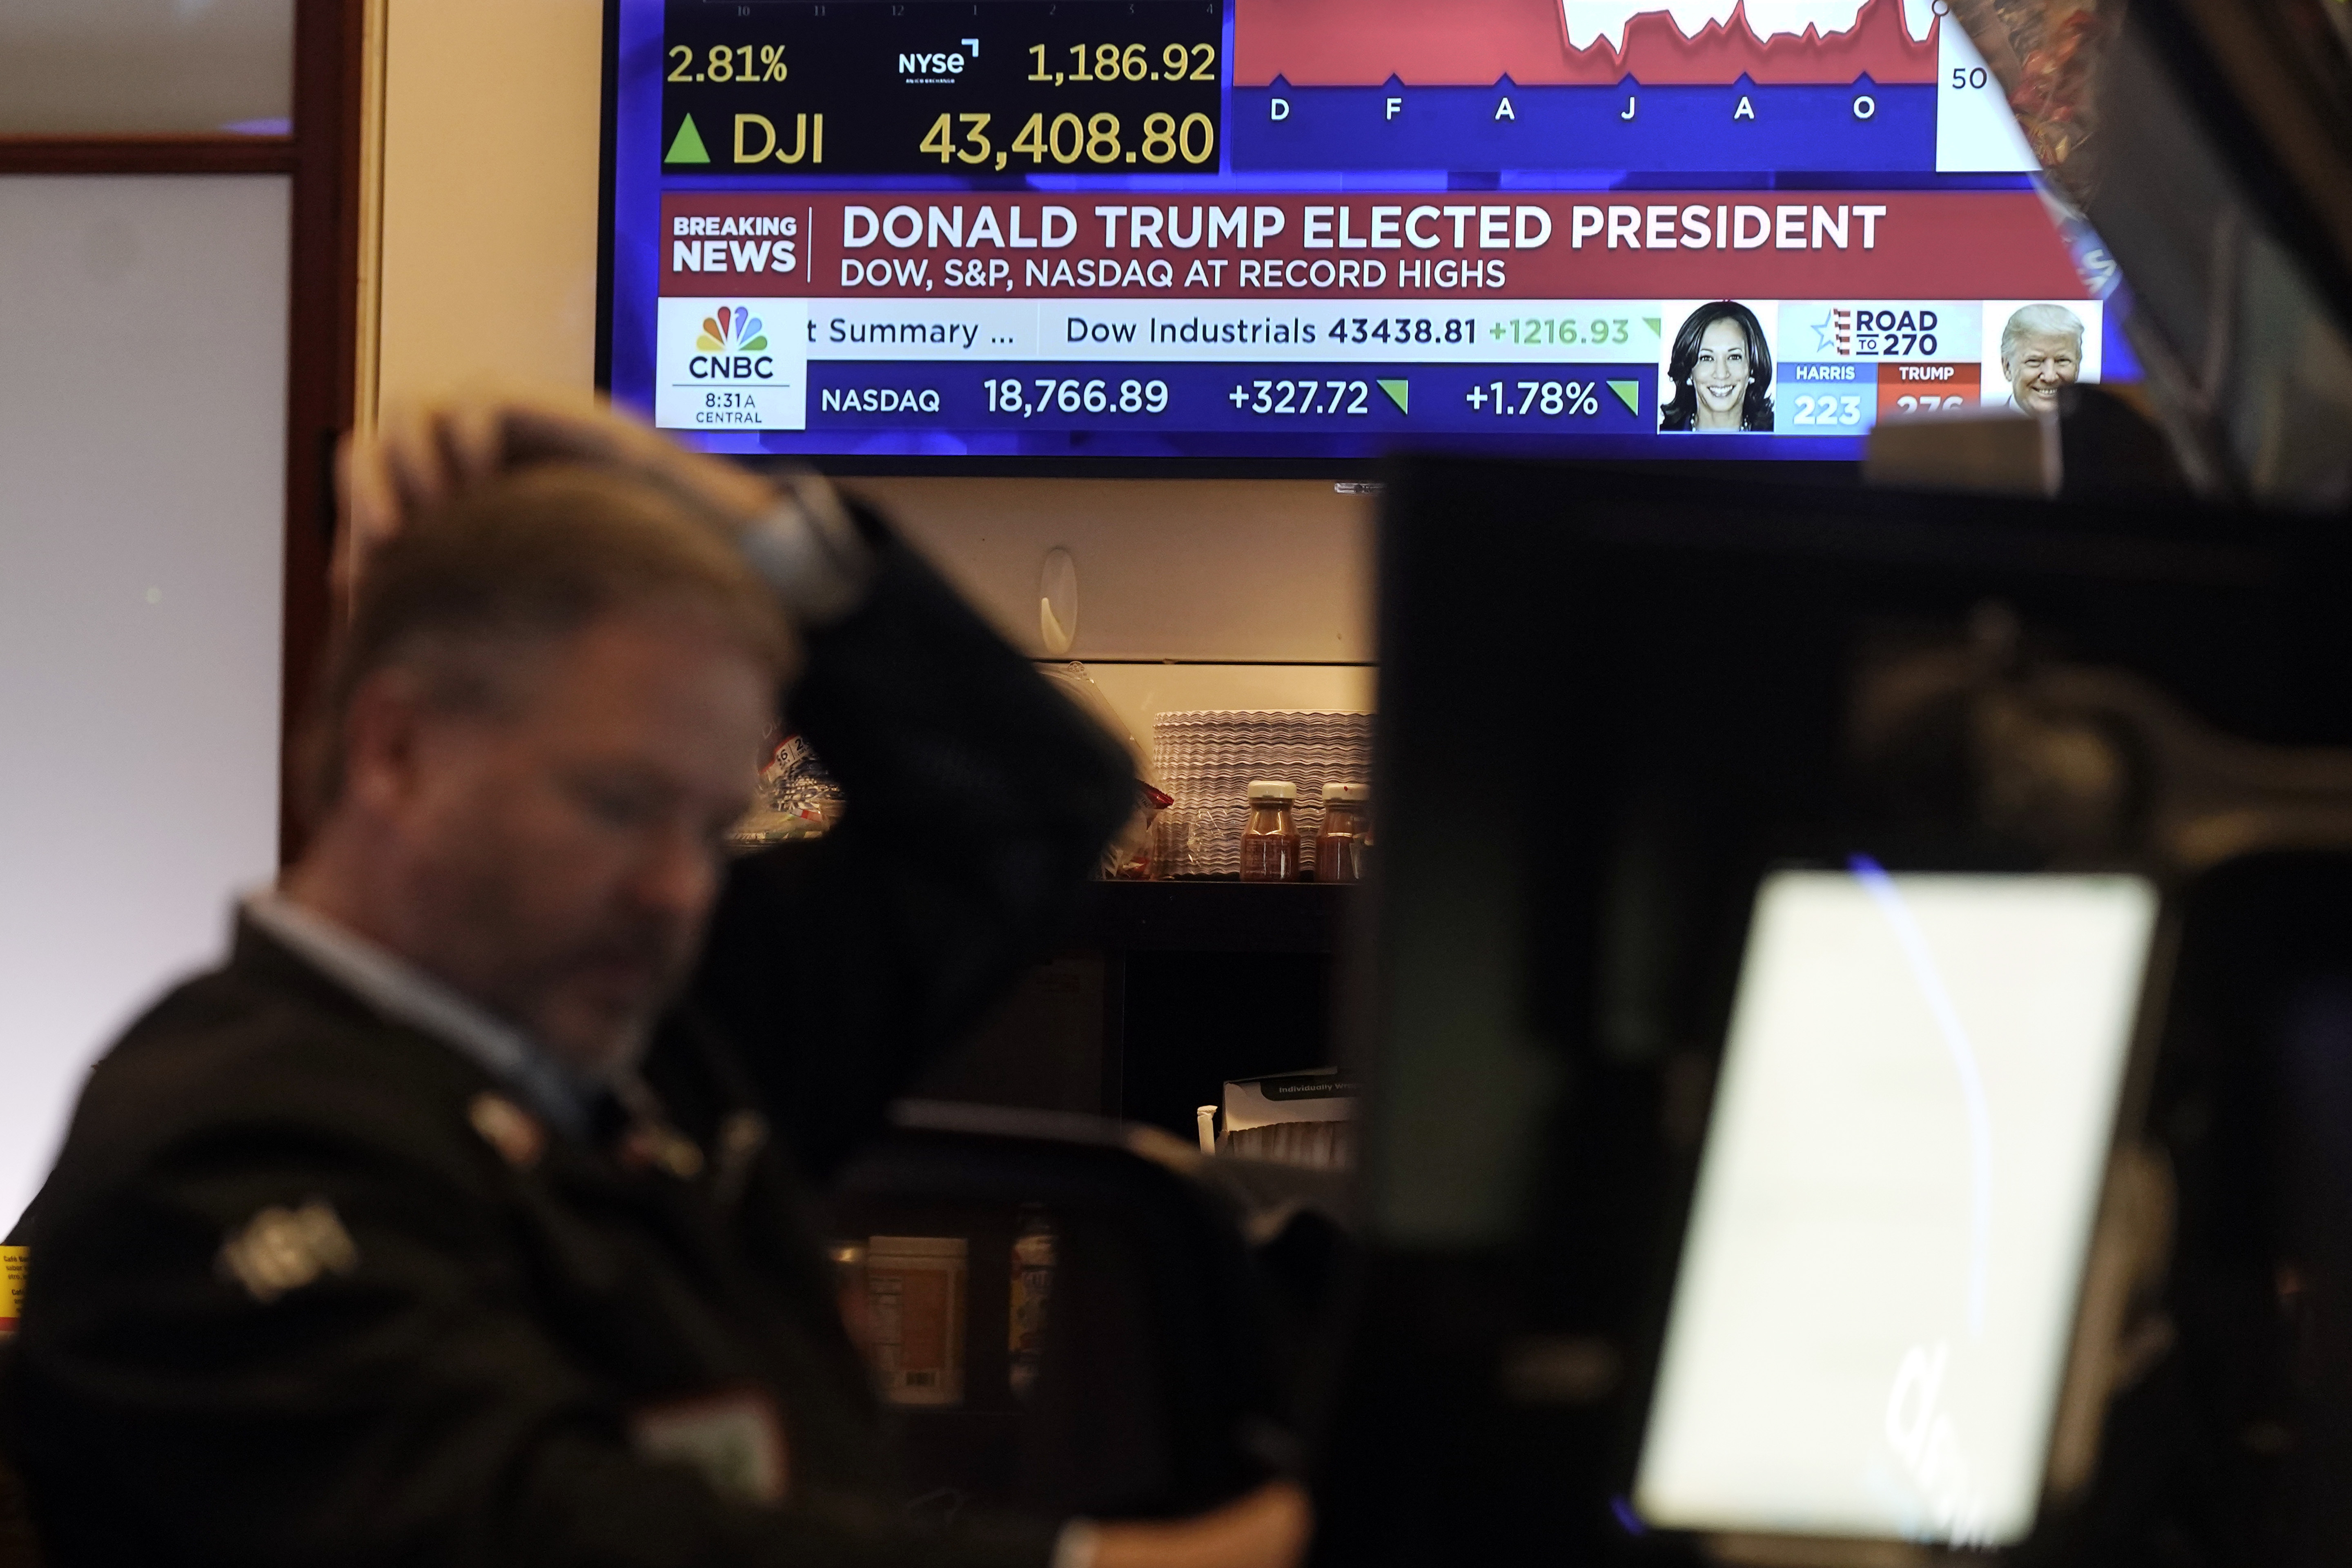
[597,0,2125,467]
[1312,456,2352,1564]
[1635,866,2158,1546]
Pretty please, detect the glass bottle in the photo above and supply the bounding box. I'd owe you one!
[1317,783,1370,884]
[1239,781,1299,882]
[1008,1206,1056,1397]
[829,1241,874,1361]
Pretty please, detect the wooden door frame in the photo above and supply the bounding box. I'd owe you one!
[0,0,366,865]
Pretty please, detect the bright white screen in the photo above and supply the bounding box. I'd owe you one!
[1634,869,2157,1545]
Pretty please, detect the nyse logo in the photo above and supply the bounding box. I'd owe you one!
[900,38,979,83]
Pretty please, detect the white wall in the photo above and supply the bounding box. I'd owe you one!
[374,0,608,413]
[0,0,291,134]
[853,474,1377,758]
[853,477,1375,663]
[0,176,290,1225]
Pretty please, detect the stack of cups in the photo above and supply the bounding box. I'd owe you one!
[1149,710,1373,877]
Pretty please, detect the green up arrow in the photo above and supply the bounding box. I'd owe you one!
[1377,379,1410,414]
[665,114,712,165]
[1608,379,1642,415]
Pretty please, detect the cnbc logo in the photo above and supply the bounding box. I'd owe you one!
[691,306,776,379]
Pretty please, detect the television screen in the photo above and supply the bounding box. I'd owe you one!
[601,0,2123,462]
[1633,866,2158,1546]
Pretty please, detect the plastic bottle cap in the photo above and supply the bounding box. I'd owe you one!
[1245,780,1297,802]
[1322,783,1369,804]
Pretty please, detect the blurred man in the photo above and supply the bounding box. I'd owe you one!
[2,399,1310,1568]
[2000,303,2085,414]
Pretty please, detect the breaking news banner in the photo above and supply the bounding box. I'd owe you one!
[648,192,2094,437]
[657,191,2086,301]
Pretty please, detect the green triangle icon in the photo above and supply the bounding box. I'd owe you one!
[1377,379,1410,414]
[665,114,711,165]
[1643,317,1662,338]
[1608,379,1642,415]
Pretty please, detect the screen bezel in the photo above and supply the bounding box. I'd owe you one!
[1621,852,2181,1559]
[590,0,1873,481]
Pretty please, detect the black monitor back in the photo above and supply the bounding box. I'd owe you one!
[1316,457,2352,1565]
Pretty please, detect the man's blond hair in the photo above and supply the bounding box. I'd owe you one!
[300,463,790,822]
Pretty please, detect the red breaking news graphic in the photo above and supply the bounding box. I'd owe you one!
[658,192,2090,301]
[1231,0,1939,88]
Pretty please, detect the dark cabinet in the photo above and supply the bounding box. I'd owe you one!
[912,883,1354,1139]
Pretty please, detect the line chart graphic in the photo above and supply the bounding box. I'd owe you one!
[1233,0,1939,87]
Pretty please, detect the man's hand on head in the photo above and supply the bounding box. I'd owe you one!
[337,392,781,601]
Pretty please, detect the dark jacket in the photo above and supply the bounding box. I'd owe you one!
[2,523,1136,1568]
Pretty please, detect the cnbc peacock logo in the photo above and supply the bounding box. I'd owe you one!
[690,305,776,380]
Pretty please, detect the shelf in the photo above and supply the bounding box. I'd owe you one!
[1062,880,1356,955]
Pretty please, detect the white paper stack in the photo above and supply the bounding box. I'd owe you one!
[1150,710,1372,878]
[1219,1069,1359,1170]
